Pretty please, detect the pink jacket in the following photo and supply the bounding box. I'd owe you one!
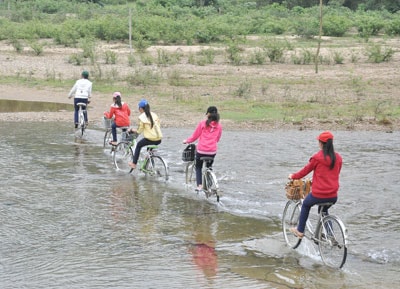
[185,120,222,155]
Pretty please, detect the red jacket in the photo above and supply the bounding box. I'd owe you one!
[104,102,131,127]
[291,150,342,199]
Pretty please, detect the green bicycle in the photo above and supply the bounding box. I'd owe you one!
[113,132,169,181]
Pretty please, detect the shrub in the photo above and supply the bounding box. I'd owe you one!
[10,38,24,53]
[355,13,385,40]
[291,17,319,39]
[29,40,45,56]
[385,18,400,35]
[263,38,286,63]
[104,50,117,64]
[322,15,351,37]
[365,43,395,63]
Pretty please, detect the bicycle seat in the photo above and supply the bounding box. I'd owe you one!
[146,145,158,151]
[318,202,335,208]
[200,156,214,162]
[76,102,87,107]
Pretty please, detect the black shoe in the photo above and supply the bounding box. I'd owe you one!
[75,123,78,129]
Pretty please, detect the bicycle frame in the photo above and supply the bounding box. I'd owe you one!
[184,153,220,202]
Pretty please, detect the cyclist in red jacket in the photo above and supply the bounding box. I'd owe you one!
[288,131,343,238]
[104,92,131,145]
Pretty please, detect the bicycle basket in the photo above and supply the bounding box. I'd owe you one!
[102,117,112,129]
[182,144,195,162]
[124,131,138,142]
[285,179,312,200]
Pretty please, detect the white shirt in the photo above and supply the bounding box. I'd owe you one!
[68,78,92,99]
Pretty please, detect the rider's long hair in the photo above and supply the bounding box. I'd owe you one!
[143,104,154,128]
[114,95,122,108]
[321,139,336,169]
[206,112,220,127]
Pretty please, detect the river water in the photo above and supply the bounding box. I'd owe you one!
[1,121,399,288]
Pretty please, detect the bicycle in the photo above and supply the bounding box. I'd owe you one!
[76,102,87,137]
[282,199,348,268]
[183,144,220,202]
[113,133,169,181]
[102,117,129,149]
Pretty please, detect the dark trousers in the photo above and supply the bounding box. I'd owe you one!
[195,152,216,187]
[111,122,127,142]
[132,138,162,164]
[74,98,88,124]
[297,193,338,233]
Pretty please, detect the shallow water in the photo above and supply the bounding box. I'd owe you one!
[0,99,73,113]
[1,121,399,288]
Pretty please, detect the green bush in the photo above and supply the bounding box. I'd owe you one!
[291,17,319,38]
[355,13,385,39]
[366,43,395,63]
[263,38,287,63]
[385,17,400,35]
[322,15,351,37]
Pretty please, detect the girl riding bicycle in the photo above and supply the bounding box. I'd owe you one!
[104,92,131,146]
[128,99,163,170]
[183,106,222,192]
[288,131,343,239]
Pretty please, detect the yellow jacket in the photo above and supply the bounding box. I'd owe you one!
[137,112,162,141]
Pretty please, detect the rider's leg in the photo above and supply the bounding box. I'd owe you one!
[195,154,203,188]
[129,138,161,168]
[297,194,338,233]
[73,98,79,126]
[111,122,118,142]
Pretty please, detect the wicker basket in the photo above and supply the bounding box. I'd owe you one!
[285,179,312,200]
[102,117,112,129]
[182,144,195,162]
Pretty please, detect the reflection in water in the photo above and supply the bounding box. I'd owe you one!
[189,209,218,279]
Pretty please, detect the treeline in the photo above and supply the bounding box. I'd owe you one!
[0,0,399,46]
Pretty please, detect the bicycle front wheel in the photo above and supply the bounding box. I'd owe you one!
[185,161,195,184]
[282,200,302,249]
[203,170,220,202]
[103,129,112,148]
[113,142,133,173]
[317,215,347,268]
[144,156,168,181]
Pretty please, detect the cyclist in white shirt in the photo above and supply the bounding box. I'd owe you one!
[68,70,92,128]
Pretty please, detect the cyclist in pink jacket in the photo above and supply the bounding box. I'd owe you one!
[183,106,222,191]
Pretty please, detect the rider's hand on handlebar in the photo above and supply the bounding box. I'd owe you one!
[288,174,293,180]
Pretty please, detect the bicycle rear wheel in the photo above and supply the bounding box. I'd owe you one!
[144,155,168,181]
[113,142,133,173]
[203,170,220,202]
[317,215,347,268]
[103,129,112,148]
[78,110,85,136]
[185,161,195,184]
[282,200,302,249]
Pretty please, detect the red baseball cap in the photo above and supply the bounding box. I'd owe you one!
[317,131,334,142]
